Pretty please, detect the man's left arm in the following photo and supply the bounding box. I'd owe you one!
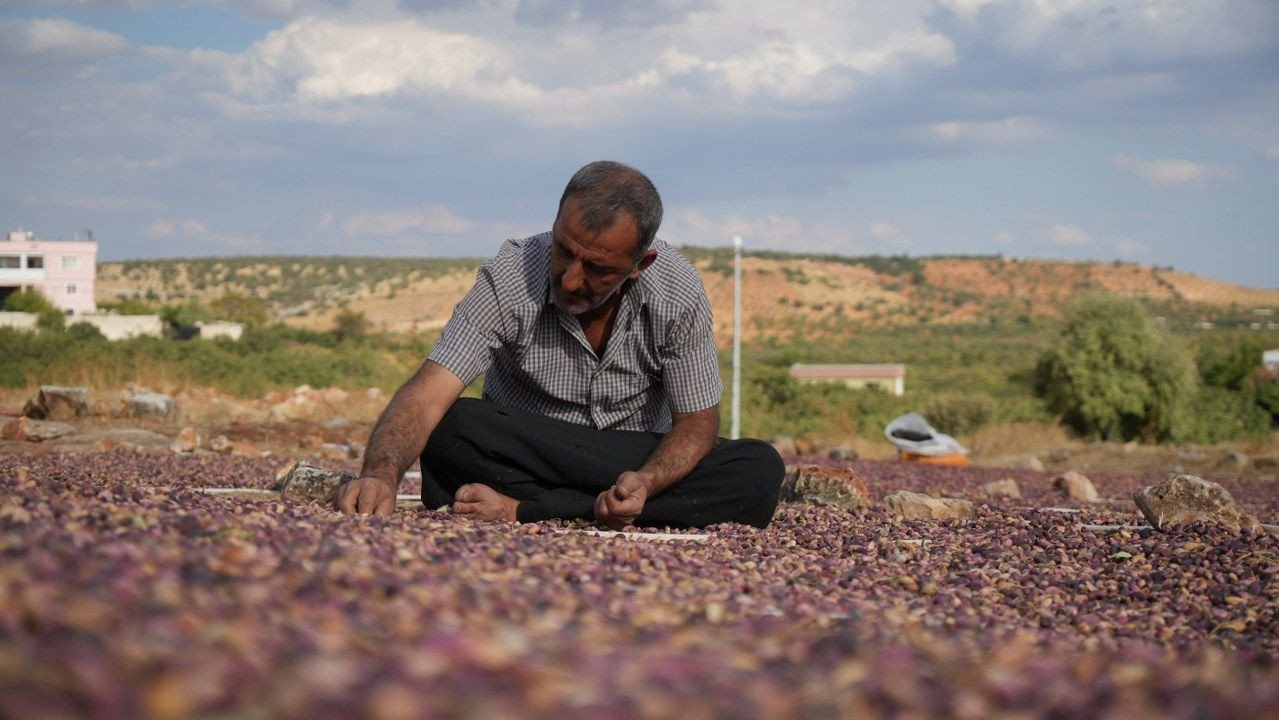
[595,405,718,530]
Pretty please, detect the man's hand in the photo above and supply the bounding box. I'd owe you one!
[595,471,650,530]
[335,476,396,516]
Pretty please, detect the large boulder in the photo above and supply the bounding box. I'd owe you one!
[883,491,975,521]
[275,460,356,503]
[1053,471,1100,502]
[1132,474,1259,533]
[22,386,88,421]
[2,416,76,442]
[126,391,178,419]
[779,465,870,511]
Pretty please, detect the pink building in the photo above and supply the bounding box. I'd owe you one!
[0,229,97,316]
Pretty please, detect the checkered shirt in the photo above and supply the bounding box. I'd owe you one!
[428,232,722,433]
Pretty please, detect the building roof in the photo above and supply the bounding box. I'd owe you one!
[789,363,906,379]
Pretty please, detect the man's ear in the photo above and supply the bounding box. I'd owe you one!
[631,248,658,277]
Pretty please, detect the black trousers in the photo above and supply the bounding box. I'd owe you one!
[420,398,784,528]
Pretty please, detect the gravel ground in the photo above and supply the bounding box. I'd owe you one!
[1,451,1276,719]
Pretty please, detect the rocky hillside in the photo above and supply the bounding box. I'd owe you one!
[97,251,1279,342]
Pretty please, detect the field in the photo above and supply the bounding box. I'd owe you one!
[2,450,1277,719]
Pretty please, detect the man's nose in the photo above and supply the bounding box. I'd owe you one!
[561,260,584,293]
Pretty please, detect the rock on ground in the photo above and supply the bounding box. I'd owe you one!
[1053,471,1099,502]
[770,435,797,456]
[1132,473,1260,533]
[170,426,201,453]
[275,460,356,503]
[883,491,975,521]
[1022,456,1045,472]
[125,391,178,419]
[780,465,870,511]
[827,445,859,462]
[1,417,76,442]
[21,386,88,421]
[980,479,1021,499]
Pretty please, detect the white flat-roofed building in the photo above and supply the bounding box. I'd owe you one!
[789,363,906,396]
[1,229,97,316]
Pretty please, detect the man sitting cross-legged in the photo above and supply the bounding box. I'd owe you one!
[335,160,783,529]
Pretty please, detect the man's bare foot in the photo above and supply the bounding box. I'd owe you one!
[452,484,519,522]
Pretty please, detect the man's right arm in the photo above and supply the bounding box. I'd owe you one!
[335,360,464,515]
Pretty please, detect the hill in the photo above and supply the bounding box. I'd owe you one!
[97,251,1279,343]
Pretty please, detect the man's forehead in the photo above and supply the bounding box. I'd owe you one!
[555,202,639,261]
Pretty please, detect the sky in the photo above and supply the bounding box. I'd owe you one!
[1,0,1277,288]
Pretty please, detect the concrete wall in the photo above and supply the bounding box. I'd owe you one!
[198,321,245,341]
[76,314,163,340]
[0,311,38,330]
[796,376,905,396]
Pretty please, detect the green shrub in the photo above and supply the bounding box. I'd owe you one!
[3,288,65,330]
[1035,294,1197,442]
[922,393,996,436]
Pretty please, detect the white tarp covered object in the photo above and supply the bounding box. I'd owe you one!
[884,412,969,457]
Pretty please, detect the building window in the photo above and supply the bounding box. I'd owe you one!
[26,255,43,269]
[61,256,78,269]
[0,256,19,269]
[66,283,77,295]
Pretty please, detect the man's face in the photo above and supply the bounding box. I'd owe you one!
[550,197,651,316]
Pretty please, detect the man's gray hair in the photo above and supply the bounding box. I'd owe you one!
[557,160,663,262]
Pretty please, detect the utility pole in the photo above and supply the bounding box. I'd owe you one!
[731,235,742,440]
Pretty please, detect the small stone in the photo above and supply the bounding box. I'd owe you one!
[276,460,355,503]
[320,442,349,460]
[770,435,797,456]
[793,436,819,456]
[1022,456,1045,472]
[827,444,858,462]
[1053,470,1099,502]
[366,387,385,400]
[883,491,975,521]
[321,388,349,403]
[169,426,200,453]
[22,385,88,421]
[1132,473,1259,533]
[980,479,1021,499]
[779,465,870,511]
[345,441,365,460]
[229,441,261,458]
[1225,451,1248,468]
[2,416,76,442]
[210,435,232,453]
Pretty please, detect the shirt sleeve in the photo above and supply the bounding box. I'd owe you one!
[659,292,723,414]
[427,265,505,386]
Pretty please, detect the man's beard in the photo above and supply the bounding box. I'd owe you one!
[553,274,629,315]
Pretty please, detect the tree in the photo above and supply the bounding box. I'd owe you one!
[1035,294,1197,442]
[3,288,64,330]
[332,308,371,341]
[210,292,269,329]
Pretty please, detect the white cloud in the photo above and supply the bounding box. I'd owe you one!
[0,17,129,62]
[663,209,859,253]
[342,205,476,238]
[1046,224,1095,246]
[927,116,1048,146]
[144,218,259,249]
[994,231,1016,244]
[24,193,160,211]
[1115,237,1150,255]
[1110,155,1235,186]
[868,220,908,246]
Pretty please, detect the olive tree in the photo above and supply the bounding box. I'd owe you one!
[1035,295,1197,442]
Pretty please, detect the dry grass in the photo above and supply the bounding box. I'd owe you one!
[966,421,1078,460]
